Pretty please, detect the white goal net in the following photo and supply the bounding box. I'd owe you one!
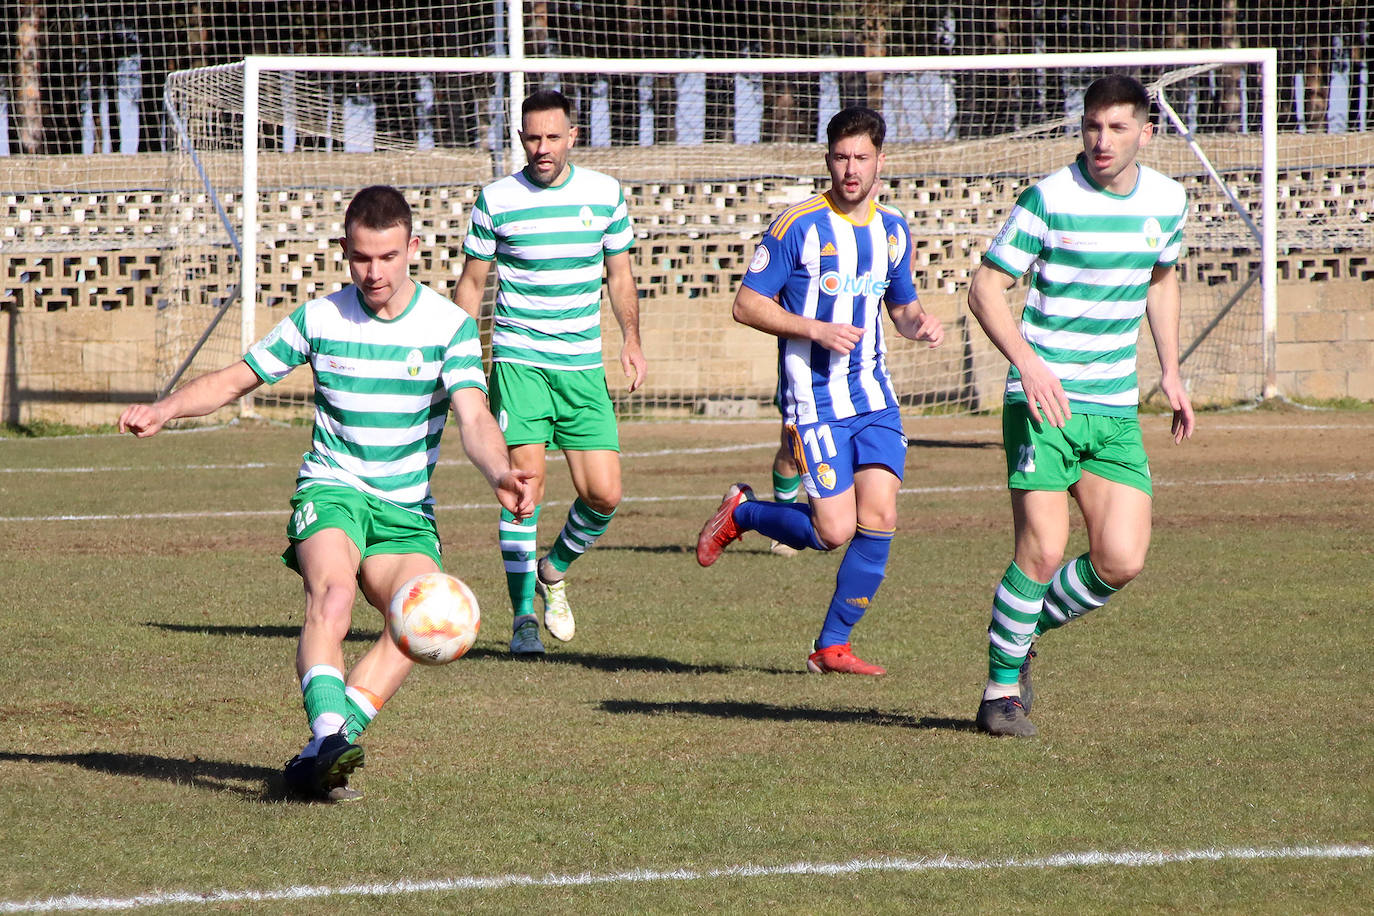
[158,51,1280,420]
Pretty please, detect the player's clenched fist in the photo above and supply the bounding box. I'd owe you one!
[118,403,168,438]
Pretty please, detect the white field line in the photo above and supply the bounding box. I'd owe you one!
[4,417,1372,475]
[1,843,1368,913]
[0,442,773,474]
[3,470,1373,525]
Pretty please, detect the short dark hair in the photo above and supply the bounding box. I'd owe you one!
[344,185,412,239]
[522,88,573,122]
[1083,74,1151,121]
[826,106,886,151]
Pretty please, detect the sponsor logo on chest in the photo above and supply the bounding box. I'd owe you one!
[820,270,889,298]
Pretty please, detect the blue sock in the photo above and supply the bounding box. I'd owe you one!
[734,499,825,551]
[817,525,893,648]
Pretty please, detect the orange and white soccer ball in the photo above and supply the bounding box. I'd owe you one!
[387,572,480,665]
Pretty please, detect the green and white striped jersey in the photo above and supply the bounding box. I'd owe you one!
[243,283,486,516]
[463,164,633,371]
[983,154,1187,417]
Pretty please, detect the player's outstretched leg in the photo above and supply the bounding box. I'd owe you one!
[976,562,1048,737]
[805,525,892,676]
[500,506,546,656]
[284,664,368,800]
[537,498,616,642]
[696,483,754,566]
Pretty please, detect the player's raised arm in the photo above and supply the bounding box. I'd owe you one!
[604,250,646,392]
[118,360,263,438]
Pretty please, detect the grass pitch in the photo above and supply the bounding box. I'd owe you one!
[0,408,1370,913]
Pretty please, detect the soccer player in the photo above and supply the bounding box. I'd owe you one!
[695,106,945,675]
[967,74,1195,737]
[118,186,535,799]
[454,88,647,656]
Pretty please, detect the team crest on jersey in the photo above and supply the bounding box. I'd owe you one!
[816,462,837,491]
[405,348,424,377]
[748,244,770,273]
[579,205,594,228]
[887,233,900,265]
[1143,217,1163,249]
[991,216,1016,250]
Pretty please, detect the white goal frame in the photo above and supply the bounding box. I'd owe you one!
[228,48,1279,414]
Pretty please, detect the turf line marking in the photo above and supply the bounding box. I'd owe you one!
[4,470,1373,524]
[6,417,1373,474]
[0,443,778,475]
[2,844,1367,912]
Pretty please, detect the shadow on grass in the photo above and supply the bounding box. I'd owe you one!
[463,646,795,676]
[145,622,378,642]
[907,437,1001,450]
[143,624,793,675]
[598,698,976,733]
[0,749,294,801]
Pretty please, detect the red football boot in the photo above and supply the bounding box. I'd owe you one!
[696,483,753,567]
[806,642,886,676]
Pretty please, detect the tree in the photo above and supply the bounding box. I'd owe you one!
[16,2,43,153]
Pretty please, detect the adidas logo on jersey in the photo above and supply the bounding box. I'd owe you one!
[820,242,838,256]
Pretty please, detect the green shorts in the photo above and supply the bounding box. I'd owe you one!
[281,483,442,573]
[489,361,620,452]
[1002,402,1152,496]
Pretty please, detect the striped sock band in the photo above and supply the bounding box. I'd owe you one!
[1038,553,1117,634]
[500,505,541,619]
[342,686,380,742]
[547,498,615,573]
[301,664,347,744]
[772,469,801,503]
[987,562,1051,686]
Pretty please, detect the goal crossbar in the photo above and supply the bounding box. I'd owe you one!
[175,49,1279,416]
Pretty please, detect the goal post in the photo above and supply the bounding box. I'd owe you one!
[160,48,1280,420]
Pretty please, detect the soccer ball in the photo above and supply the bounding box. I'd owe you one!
[387,572,480,665]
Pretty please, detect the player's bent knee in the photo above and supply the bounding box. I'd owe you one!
[813,523,853,552]
[304,584,356,632]
[591,491,621,514]
[1093,555,1145,589]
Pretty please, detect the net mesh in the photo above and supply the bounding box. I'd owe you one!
[3,2,1368,156]
[3,3,1371,424]
[155,59,1294,418]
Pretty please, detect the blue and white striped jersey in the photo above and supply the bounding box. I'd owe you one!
[742,194,919,425]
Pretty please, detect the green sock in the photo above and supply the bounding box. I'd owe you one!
[500,505,541,619]
[772,468,801,503]
[547,498,615,573]
[301,665,348,741]
[342,686,378,743]
[987,562,1051,686]
[1038,553,1117,635]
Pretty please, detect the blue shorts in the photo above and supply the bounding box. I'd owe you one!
[785,407,907,499]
